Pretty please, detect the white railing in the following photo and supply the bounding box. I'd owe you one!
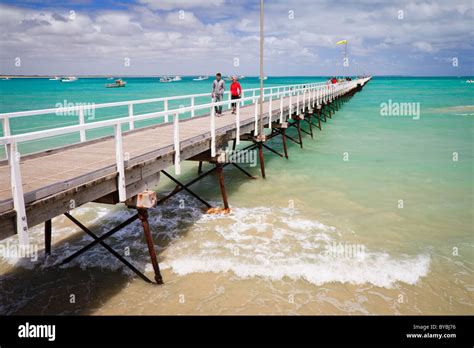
[0,77,371,244]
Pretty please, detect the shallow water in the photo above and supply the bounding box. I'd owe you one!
[0,76,472,315]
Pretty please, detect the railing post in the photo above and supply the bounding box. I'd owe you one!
[8,142,29,245]
[210,101,216,157]
[267,93,273,128]
[235,101,240,145]
[191,96,195,117]
[114,124,127,202]
[2,116,10,160]
[228,92,231,110]
[241,91,245,107]
[289,93,293,116]
[164,99,169,123]
[79,106,86,142]
[128,104,134,130]
[173,113,181,175]
[296,90,300,116]
[280,91,284,124]
[303,88,306,113]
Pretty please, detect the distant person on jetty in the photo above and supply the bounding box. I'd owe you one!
[230,76,242,115]
[212,73,225,116]
[331,77,338,84]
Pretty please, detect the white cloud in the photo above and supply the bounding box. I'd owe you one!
[412,41,435,53]
[0,0,472,76]
[138,0,225,11]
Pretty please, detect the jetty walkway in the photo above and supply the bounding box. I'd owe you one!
[0,77,371,283]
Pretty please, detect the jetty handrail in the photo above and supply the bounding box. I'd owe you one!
[0,81,328,147]
[0,82,327,119]
[0,79,369,146]
[2,76,371,245]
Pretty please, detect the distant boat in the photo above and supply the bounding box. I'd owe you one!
[466,80,473,84]
[61,76,77,82]
[224,76,232,81]
[49,76,60,81]
[2,77,10,80]
[193,76,209,81]
[160,76,182,83]
[107,77,114,80]
[239,75,246,79]
[106,79,126,88]
[260,76,268,80]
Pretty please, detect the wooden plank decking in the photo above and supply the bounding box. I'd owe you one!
[0,94,300,239]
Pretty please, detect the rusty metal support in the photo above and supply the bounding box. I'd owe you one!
[159,169,213,208]
[229,162,256,178]
[45,219,52,256]
[60,212,156,283]
[305,110,314,138]
[281,127,289,159]
[138,208,163,285]
[261,142,284,157]
[257,141,266,179]
[215,163,229,209]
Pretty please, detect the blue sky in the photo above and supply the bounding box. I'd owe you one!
[0,0,473,76]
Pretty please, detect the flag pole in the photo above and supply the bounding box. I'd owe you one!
[258,0,265,139]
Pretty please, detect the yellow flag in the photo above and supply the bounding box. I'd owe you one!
[336,40,348,45]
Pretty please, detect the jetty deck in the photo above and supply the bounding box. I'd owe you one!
[0,77,371,283]
[0,95,290,234]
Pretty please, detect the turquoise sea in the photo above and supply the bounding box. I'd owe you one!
[0,76,472,315]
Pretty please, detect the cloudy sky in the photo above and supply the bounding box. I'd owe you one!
[0,0,473,76]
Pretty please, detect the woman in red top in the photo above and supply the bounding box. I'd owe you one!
[230,76,242,115]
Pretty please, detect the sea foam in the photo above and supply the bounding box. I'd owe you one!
[0,202,430,288]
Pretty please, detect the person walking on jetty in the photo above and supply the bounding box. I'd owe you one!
[212,73,225,116]
[230,76,242,115]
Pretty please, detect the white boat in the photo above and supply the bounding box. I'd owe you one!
[239,75,245,80]
[193,76,209,81]
[2,77,10,80]
[466,80,473,84]
[61,76,77,82]
[49,76,60,81]
[260,76,268,80]
[107,77,114,80]
[160,76,182,82]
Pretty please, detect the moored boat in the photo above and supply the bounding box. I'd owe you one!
[106,79,126,88]
[60,76,77,82]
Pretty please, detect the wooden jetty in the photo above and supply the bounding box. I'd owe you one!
[0,77,371,283]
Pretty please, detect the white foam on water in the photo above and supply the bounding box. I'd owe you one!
[0,200,431,288]
[166,252,430,288]
[162,206,431,288]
